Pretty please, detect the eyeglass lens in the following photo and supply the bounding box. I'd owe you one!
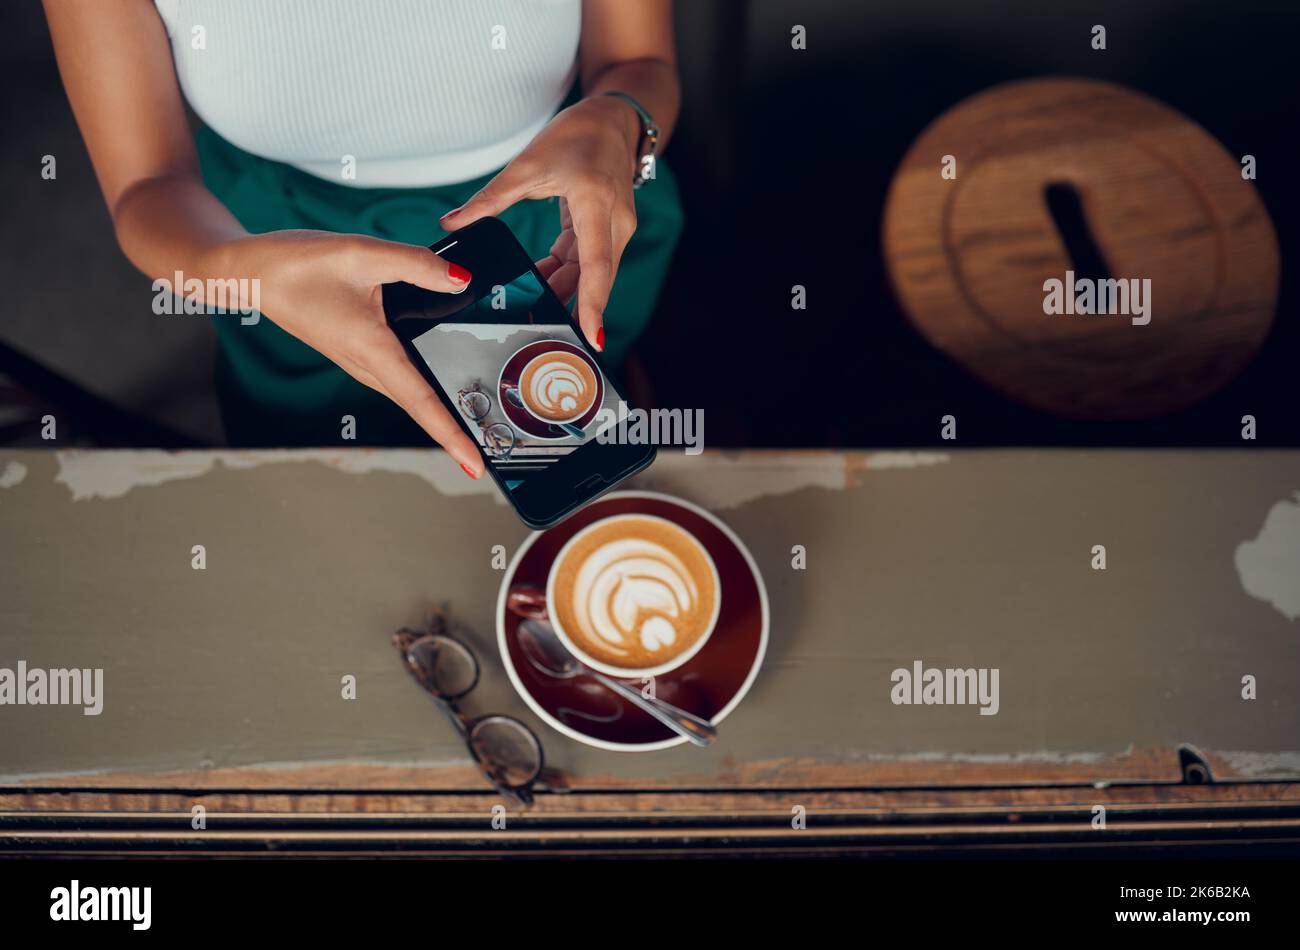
[483,422,515,459]
[470,716,543,788]
[408,635,478,699]
[459,390,491,421]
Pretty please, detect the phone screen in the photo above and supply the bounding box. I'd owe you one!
[384,221,649,523]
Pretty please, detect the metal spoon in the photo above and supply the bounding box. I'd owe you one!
[517,619,716,747]
[504,386,586,440]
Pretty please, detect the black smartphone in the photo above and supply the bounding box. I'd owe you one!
[383,217,656,529]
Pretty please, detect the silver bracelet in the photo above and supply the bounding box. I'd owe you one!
[600,91,659,189]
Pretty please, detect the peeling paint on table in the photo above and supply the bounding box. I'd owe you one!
[1,448,1297,789]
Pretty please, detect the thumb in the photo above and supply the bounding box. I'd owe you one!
[348,236,471,293]
[440,163,541,230]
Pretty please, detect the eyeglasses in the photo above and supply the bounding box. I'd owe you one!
[393,610,545,806]
[457,388,517,460]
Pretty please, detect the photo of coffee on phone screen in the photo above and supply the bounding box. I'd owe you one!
[517,347,599,424]
[384,218,657,529]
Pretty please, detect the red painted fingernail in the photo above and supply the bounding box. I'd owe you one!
[595,326,605,351]
[460,461,479,479]
[448,263,471,284]
[442,207,461,220]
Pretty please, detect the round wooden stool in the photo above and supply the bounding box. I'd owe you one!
[882,78,1279,420]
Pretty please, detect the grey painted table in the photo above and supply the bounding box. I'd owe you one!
[1,448,1297,805]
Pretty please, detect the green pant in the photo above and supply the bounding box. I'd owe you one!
[194,126,683,446]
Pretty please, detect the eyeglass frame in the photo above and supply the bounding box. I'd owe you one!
[456,386,517,460]
[393,621,545,807]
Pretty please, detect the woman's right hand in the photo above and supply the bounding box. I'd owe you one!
[207,230,484,477]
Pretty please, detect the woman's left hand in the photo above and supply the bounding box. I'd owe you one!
[439,95,642,352]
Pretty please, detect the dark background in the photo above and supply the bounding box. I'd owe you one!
[3,0,1296,447]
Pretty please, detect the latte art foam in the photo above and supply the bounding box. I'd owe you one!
[519,350,598,423]
[552,516,719,672]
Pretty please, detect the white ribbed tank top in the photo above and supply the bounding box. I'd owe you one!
[153,0,581,187]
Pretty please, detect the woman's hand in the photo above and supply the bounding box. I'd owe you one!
[207,230,484,476]
[439,95,644,352]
